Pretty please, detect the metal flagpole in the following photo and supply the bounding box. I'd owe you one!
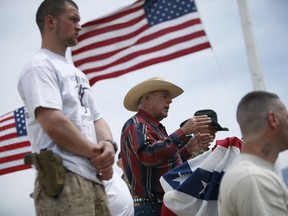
[237,0,266,90]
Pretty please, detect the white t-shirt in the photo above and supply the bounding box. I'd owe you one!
[218,154,288,216]
[18,49,102,183]
[104,172,134,216]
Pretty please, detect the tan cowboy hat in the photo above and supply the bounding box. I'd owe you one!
[124,77,184,111]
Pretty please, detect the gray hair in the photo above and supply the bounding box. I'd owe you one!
[236,91,280,136]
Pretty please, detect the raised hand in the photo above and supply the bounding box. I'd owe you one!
[185,132,214,153]
[181,115,211,135]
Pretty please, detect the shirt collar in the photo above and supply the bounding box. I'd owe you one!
[239,153,275,171]
[136,109,161,127]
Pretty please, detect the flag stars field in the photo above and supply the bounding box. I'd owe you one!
[199,180,209,195]
[15,109,27,136]
[174,172,190,185]
[145,0,196,26]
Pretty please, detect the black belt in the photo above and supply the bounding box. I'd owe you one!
[133,197,163,203]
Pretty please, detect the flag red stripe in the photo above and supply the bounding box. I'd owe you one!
[81,2,142,28]
[74,18,201,67]
[88,42,211,85]
[135,19,202,44]
[0,115,13,123]
[0,122,16,131]
[73,24,148,61]
[0,132,18,142]
[82,30,207,74]
[77,14,146,43]
[212,137,243,151]
[161,203,177,216]
[0,151,31,164]
[0,141,31,153]
[0,164,32,175]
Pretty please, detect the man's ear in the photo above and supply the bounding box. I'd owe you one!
[45,15,57,29]
[267,111,278,129]
[143,94,150,103]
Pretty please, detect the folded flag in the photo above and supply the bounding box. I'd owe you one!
[160,137,242,216]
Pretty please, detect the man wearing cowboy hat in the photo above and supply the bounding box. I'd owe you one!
[120,77,213,216]
[180,109,229,158]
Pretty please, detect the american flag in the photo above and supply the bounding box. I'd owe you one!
[0,107,32,175]
[72,0,211,85]
[160,137,242,216]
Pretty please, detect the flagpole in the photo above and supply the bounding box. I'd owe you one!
[237,0,266,90]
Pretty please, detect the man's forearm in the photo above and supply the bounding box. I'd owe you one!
[36,107,99,158]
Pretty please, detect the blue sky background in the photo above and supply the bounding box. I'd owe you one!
[0,0,287,215]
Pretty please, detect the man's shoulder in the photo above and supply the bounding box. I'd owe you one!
[121,115,147,133]
[223,158,276,186]
[125,113,146,122]
[27,49,53,68]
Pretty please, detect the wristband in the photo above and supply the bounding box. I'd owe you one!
[105,139,118,153]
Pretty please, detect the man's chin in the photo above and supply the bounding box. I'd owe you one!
[68,39,78,47]
[162,113,168,119]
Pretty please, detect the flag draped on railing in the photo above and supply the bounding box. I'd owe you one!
[160,137,242,216]
[0,107,32,175]
[72,0,211,85]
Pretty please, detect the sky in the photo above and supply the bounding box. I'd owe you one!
[0,0,288,215]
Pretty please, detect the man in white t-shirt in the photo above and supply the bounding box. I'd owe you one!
[218,91,288,216]
[17,0,115,215]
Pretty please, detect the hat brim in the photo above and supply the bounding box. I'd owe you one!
[180,119,229,132]
[211,120,229,131]
[124,79,183,111]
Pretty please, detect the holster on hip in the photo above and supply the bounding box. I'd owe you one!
[24,149,66,197]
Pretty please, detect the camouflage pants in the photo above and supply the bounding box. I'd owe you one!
[33,171,112,216]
